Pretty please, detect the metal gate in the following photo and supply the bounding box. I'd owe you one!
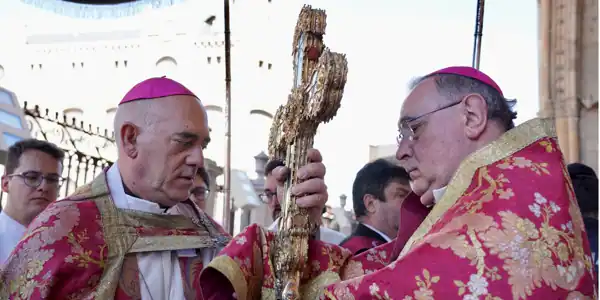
[0,102,116,208]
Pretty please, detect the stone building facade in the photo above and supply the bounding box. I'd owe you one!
[0,0,288,227]
[538,0,598,172]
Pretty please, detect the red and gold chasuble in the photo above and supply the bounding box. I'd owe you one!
[199,118,596,299]
[0,171,230,299]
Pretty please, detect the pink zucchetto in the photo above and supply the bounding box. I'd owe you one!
[119,76,197,105]
[427,66,504,97]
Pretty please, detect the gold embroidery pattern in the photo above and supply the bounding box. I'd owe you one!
[401,269,439,300]
[0,200,104,299]
[318,119,594,299]
[400,118,556,257]
[419,138,591,299]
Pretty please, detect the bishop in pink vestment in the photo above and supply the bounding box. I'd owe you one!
[199,67,596,299]
[0,77,231,299]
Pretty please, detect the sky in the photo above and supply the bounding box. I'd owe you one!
[271,0,540,207]
[0,0,540,208]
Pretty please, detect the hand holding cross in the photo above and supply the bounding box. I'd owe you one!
[267,5,348,300]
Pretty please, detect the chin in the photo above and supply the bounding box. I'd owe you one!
[165,191,189,204]
[409,179,428,196]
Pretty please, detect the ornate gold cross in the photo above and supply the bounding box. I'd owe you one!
[268,5,348,300]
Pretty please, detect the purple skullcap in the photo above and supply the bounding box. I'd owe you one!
[119,76,197,105]
[427,66,504,97]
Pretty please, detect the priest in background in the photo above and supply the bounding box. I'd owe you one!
[0,77,329,299]
[340,158,412,254]
[199,66,596,299]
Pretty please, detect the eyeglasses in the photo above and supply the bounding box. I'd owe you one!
[190,187,210,199]
[397,100,462,143]
[7,171,64,188]
[258,191,276,204]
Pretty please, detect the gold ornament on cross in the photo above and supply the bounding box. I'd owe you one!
[268,5,348,300]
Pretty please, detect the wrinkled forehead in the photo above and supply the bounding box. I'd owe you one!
[399,78,443,124]
[158,95,209,134]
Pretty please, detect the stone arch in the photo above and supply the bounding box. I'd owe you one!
[155,56,178,76]
[247,109,273,156]
[206,105,223,113]
[249,109,273,119]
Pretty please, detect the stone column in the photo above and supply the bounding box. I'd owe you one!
[204,158,223,218]
[552,0,580,163]
[537,0,552,118]
[249,151,273,226]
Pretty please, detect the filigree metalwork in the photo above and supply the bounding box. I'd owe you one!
[23,101,116,197]
[269,5,348,300]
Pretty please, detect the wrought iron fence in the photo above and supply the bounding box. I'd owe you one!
[0,102,116,208]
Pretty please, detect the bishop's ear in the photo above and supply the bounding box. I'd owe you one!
[462,93,489,139]
[120,122,140,158]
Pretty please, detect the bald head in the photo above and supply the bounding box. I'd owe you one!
[115,94,211,207]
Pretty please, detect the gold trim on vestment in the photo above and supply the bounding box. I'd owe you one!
[131,235,219,253]
[76,171,229,298]
[93,173,137,298]
[399,118,557,257]
[122,209,201,228]
[207,255,249,300]
[261,271,341,300]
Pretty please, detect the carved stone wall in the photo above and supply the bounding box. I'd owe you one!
[538,0,598,172]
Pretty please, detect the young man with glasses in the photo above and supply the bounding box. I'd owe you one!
[0,139,64,265]
[260,159,346,245]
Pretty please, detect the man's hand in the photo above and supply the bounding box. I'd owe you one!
[271,149,328,224]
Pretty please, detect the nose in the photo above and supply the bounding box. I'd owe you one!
[187,146,205,169]
[36,178,52,192]
[395,139,412,164]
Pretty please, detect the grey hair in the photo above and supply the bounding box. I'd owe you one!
[410,74,518,131]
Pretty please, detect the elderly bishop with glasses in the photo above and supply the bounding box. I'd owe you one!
[200,66,596,299]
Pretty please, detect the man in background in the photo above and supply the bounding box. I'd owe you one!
[0,139,64,265]
[568,162,598,274]
[340,159,412,254]
[261,158,346,245]
[190,167,210,211]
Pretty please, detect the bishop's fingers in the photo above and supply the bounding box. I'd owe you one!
[295,191,328,209]
[297,162,326,180]
[291,178,328,200]
[272,166,291,183]
[306,148,323,163]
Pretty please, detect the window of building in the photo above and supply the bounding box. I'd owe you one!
[105,107,117,129]
[248,109,273,155]
[63,108,84,125]
[0,89,12,105]
[206,105,223,113]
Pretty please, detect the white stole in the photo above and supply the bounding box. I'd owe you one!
[107,164,201,300]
